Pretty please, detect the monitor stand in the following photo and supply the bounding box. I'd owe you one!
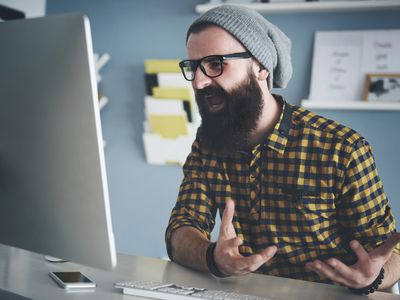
[44,255,68,263]
[0,289,31,300]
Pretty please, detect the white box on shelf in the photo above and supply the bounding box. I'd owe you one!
[142,133,195,166]
[99,96,108,110]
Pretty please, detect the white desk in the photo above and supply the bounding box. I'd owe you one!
[0,244,397,300]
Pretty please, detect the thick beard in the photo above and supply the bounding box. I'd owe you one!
[195,72,263,155]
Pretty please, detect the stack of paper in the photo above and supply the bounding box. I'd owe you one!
[94,52,110,111]
[143,59,200,165]
[94,53,110,148]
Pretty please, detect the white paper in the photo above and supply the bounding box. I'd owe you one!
[144,96,185,115]
[157,73,192,88]
[309,30,400,102]
[361,31,400,74]
[310,31,362,101]
[142,133,194,165]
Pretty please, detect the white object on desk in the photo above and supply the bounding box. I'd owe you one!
[49,271,97,289]
[114,280,276,300]
[44,256,68,263]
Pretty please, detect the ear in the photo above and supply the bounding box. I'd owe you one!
[257,68,269,81]
[252,59,269,82]
[251,61,269,81]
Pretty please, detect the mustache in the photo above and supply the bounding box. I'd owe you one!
[195,85,227,101]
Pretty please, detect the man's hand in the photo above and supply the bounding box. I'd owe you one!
[213,199,277,276]
[305,233,400,289]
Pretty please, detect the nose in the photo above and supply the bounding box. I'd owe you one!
[192,66,212,90]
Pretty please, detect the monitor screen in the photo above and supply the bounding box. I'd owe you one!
[0,13,117,270]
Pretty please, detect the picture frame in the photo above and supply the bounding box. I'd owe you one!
[363,73,400,102]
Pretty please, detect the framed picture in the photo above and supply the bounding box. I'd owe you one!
[363,73,400,102]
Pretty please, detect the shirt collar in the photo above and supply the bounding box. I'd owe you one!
[264,95,293,155]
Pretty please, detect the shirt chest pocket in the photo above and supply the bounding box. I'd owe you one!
[280,185,336,227]
[249,184,338,252]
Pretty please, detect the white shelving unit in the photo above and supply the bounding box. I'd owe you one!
[196,0,400,14]
[301,100,400,111]
[94,53,111,111]
[99,96,109,111]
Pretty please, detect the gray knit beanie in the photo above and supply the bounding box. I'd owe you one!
[187,5,292,89]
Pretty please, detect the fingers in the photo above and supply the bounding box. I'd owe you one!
[215,242,277,276]
[350,240,369,265]
[220,199,234,231]
[376,232,400,260]
[305,261,333,283]
[223,237,243,252]
[325,258,353,279]
[241,246,277,272]
[306,260,350,285]
[230,246,277,275]
[351,233,400,264]
[219,199,236,239]
[306,235,400,289]
[260,245,277,260]
[242,246,276,267]
[306,253,377,288]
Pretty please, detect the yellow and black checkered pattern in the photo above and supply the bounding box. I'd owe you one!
[166,96,399,283]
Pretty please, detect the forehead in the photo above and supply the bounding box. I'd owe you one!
[186,25,246,60]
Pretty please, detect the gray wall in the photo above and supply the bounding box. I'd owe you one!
[47,0,400,258]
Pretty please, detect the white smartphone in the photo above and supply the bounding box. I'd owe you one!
[49,271,96,289]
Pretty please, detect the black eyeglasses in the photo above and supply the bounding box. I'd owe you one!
[179,52,252,81]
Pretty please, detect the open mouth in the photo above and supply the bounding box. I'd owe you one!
[205,95,225,112]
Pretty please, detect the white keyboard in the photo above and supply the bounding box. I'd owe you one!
[114,280,279,300]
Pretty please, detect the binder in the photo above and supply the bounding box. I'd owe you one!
[144,59,181,73]
[152,86,193,101]
[145,96,193,122]
[152,87,199,124]
[145,73,190,95]
[147,113,188,139]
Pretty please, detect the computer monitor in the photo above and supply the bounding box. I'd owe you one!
[0,13,117,270]
[0,4,25,20]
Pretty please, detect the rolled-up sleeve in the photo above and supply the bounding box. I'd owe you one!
[165,140,217,260]
[338,139,400,254]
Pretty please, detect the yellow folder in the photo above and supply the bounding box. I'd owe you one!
[144,60,181,74]
[148,114,188,139]
[152,87,192,101]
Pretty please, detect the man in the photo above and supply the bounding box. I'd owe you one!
[165,5,400,295]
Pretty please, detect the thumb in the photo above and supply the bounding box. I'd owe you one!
[229,237,243,249]
[375,232,400,260]
[260,245,277,259]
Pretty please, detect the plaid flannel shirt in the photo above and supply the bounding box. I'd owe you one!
[166,96,399,283]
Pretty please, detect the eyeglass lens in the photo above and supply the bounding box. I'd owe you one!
[181,56,222,81]
[201,56,223,78]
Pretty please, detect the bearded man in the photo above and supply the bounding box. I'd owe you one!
[165,5,400,295]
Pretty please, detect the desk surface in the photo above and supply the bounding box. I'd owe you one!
[0,244,397,300]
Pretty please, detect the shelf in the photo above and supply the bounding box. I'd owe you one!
[196,1,400,14]
[301,99,400,111]
[99,96,109,111]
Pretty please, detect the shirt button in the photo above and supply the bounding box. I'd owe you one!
[250,191,256,199]
[250,174,256,181]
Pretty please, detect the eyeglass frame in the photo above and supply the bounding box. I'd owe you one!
[179,51,252,82]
